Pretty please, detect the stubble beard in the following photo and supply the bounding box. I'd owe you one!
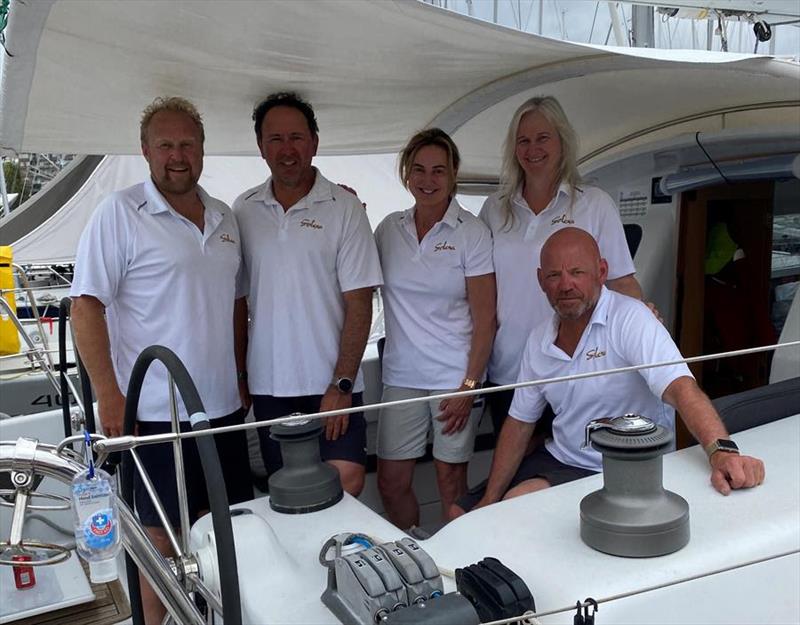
[554,291,599,322]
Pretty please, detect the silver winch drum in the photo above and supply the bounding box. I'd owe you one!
[579,414,690,557]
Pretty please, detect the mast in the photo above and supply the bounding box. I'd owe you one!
[607,2,627,46]
[631,5,655,47]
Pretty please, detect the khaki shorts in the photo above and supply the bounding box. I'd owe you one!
[377,385,481,463]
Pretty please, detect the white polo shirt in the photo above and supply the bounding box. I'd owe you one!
[509,287,692,471]
[375,198,494,390]
[234,170,382,396]
[70,180,242,422]
[479,184,636,385]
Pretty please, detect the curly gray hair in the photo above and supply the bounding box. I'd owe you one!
[140,96,205,144]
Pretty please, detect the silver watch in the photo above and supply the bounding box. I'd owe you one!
[331,376,353,394]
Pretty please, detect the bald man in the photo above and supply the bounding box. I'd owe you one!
[452,228,764,517]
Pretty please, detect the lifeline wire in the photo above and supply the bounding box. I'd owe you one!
[94,339,800,453]
[480,611,541,625]
[485,548,799,623]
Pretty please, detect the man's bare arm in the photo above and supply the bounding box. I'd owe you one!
[233,297,250,410]
[662,376,765,494]
[606,274,643,300]
[70,295,125,437]
[475,417,536,508]
[607,273,664,320]
[334,287,373,380]
[320,287,373,440]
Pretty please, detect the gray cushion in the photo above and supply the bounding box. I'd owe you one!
[711,377,800,435]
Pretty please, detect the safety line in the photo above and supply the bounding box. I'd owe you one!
[94,339,800,452]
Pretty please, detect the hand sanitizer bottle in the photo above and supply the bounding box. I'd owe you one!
[71,432,121,583]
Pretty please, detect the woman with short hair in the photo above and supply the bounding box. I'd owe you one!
[375,128,496,529]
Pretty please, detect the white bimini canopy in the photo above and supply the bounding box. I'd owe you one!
[1,0,798,178]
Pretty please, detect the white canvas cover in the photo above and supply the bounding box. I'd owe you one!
[2,0,798,178]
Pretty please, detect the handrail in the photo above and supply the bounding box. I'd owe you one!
[95,340,800,454]
[0,441,205,625]
[11,263,54,361]
[0,296,84,415]
[58,297,96,434]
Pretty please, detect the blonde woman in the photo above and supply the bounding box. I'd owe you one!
[375,129,496,529]
[480,96,643,435]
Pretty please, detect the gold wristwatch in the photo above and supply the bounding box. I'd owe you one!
[462,378,480,390]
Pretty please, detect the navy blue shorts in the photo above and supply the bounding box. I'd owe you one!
[134,408,253,528]
[456,444,596,513]
[484,382,556,441]
[252,393,367,475]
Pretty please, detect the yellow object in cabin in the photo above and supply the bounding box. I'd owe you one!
[0,246,21,355]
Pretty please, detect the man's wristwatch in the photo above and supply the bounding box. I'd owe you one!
[237,371,248,382]
[462,377,480,390]
[704,438,740,458]
[331,376,354,394]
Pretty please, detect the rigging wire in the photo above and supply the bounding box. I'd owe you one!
[555,0,567,40]
[520,0,533,33]
[588,1,600,43]
[695,132,733,185]
[509,0,520,31]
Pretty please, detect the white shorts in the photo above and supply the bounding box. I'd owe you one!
[376,385,481,463]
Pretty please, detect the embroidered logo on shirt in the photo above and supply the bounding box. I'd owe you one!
[300,218,323,230]
[219,233,237,244]
[551,214,575,226]
[585,347,607,361]
[434,241,456,252]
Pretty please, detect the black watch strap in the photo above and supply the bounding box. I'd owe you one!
[704,439,739,458]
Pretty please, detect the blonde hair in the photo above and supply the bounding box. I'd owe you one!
[498,96,581,229]
[140,96,205,144]
[398,128,460,195]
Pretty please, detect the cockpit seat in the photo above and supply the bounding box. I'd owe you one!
[711,376,800,435]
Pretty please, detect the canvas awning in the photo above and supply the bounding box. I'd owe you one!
[2,0,798,178]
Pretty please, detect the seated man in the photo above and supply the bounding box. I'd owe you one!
[453,227,764,517]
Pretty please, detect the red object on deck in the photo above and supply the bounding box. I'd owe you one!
[12,554,36,589]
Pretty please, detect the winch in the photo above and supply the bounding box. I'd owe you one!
[580,414,690,557]
[268,416,343,514]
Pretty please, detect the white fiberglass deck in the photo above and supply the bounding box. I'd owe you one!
[191,414,800,624]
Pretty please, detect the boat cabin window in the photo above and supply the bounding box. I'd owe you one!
[770,178,800,336]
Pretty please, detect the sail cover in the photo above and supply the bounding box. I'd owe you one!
[1,0,798,177]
